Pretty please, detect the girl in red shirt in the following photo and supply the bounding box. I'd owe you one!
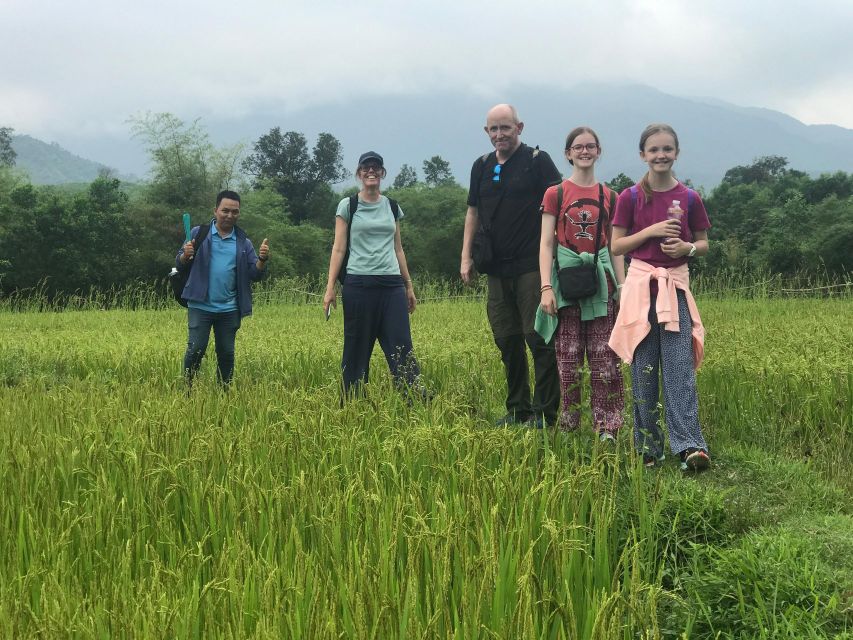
[538,127,626,439]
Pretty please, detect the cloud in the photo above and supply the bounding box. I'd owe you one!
[1,0,852,139]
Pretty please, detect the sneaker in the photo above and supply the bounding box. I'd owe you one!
[680,448,710,472]
[643,454,666,468]
[598,432,616,444]
[494,413,528,427]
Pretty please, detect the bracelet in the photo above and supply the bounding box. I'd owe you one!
[616,283,623,289]
[540,284,553,292]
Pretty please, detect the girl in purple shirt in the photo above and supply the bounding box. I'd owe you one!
[610,124,711,472]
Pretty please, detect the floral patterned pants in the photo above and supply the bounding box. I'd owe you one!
[555,300,625,434]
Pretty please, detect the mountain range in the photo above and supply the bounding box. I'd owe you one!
[11,83,853,188]
[11,135,114,184]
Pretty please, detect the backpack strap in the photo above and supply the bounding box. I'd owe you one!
[345,195,359,272]
[193,220,210,248]
[180,220,210,273]
[477,152,493,188]
[388,197,399,220]
[554,183,563,271]
[591,183,605,262]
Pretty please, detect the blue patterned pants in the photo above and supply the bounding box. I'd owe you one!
[631,290,708,458]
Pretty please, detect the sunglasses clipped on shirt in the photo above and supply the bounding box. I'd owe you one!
[492,164,502,183]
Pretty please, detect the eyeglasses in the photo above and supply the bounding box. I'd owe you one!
[492,164,502,182]
[360,163,383,174]
[568,143,599,153]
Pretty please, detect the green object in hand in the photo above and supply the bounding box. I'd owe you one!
[182,212,191,242]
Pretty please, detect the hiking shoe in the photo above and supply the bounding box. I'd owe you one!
[598,432,616,444]
[680,448,710,472]
[643,454,665,468]
[520,415,546,429]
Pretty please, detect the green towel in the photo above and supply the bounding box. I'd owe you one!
[534,246,615,343]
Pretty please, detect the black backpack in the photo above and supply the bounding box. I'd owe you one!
[337,194,399,283]
[168,222,211,306]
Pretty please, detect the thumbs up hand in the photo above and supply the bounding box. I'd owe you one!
[258,238,270,261]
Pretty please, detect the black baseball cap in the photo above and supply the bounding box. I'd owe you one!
[358,151,384,166]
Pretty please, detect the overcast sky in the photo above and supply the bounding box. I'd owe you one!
[3,0,852,168]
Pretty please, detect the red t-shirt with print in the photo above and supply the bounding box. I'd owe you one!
[541,180,614,254]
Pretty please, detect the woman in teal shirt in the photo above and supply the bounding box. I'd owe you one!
[323,151,423,396]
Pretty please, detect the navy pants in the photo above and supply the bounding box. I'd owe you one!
[183,307,241,385]
[341,275,420,394]
[631,290,708,458]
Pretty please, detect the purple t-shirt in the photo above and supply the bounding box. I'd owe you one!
[612,182,711,268]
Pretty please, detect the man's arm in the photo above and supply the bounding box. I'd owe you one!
[460,205,479,285]
[461,155,486,286]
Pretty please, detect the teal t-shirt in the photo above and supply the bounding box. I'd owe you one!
[189,222,239,313]
[336,195,404,275]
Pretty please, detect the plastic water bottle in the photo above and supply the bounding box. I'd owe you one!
[668,199,683,220]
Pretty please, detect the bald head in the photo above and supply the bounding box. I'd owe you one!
[484,103,524,160]
[486,103,520,125]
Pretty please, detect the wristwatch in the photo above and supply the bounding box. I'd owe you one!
[687,243,697,257]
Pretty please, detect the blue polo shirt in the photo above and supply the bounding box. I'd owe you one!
[188,222,238,313]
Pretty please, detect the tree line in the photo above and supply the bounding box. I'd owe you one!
[0,115,850,297]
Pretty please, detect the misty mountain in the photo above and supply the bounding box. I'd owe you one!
[200,82,853,190]
[10,134,123,185]
[15,83,853,188]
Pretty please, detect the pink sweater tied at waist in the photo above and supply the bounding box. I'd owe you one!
[608,259,705,370]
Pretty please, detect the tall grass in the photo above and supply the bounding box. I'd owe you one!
[0,275,491,313]
[0,295,850,638]
[2,269,848,313]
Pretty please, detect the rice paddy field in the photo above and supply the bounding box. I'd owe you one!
[1,285,851,639]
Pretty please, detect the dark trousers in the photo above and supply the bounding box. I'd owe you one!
[487,271,559,423]
[183,307,241,385]
[341,275,421,394]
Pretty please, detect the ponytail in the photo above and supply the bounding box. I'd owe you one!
[639,172,653,204]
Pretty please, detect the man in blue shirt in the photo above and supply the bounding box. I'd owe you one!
[177,190,270,386]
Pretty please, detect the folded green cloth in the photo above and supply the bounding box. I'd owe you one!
[534,246,615,343]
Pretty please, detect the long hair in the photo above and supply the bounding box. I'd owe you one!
[638,123,679,203]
